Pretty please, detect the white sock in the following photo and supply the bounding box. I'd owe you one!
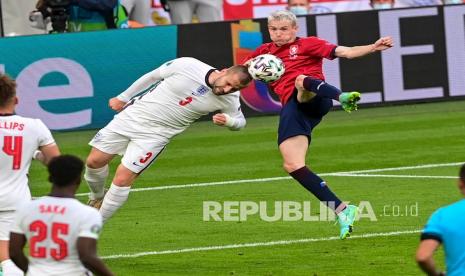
[84,165,109,200]
[1,259,24,276]
[99,183,130,223]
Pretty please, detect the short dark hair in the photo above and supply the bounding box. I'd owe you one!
[0,74,17,108]
[228,65,253,86]
[460,163,465,183]
[48,155,84,187]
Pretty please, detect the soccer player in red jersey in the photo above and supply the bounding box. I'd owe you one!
[245,10,393,239]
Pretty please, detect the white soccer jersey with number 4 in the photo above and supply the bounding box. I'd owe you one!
[111,57,245,138]
[0,115,55,211]
[10,196,102,276]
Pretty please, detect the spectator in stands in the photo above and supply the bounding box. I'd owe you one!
[121,0,150,26]
[370,0,395,9]
[287,0,311,15]
[161,0,222,24]
[30,0,128,33]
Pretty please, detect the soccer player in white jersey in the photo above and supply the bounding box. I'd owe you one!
[9,155,113,276]
[0,74,60,276]
[84,57,252,222]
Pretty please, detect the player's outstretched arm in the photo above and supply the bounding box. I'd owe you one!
[335,36,393,59]
[9,233,29,273]
[77,237,114,276]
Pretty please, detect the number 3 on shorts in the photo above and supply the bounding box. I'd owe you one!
[139,152,153,164]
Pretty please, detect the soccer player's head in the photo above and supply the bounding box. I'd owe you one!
[267,10,298,46]
[0,74,17,110]
[48,155,84,191]
[212,65,252,95]
[459,163,465,195]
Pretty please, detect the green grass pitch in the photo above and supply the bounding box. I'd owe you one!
[28,100,465,275]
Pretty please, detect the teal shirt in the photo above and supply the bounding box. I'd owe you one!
[422,199,465,276]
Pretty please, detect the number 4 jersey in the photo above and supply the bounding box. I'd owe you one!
[0,114,55,211]
[10,196,103,276]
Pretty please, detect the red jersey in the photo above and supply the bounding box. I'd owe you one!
[246,37,337,105]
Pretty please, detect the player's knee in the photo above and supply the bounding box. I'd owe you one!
[86,155,107,169]
[283,161,304,173]
[295,75,306,88]
[113,165,137,187]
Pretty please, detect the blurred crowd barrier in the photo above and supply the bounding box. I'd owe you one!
[0,5,464,130]
[2,0,457,36]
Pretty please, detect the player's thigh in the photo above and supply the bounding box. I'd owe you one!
[121,140,168,174]
[278,96,315,145]
[88,128,129,167]
[279,135,308,165]
[0,212,11,260]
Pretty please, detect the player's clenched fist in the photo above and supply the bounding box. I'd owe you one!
[109,97,127,112]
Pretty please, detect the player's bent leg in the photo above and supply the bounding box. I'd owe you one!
[295,75,316,103]
[280,136,354,239]
[296,88,317,104]
[298,75,343,101]
[85,148,115,208]
[99,164,137,223]
[279,136,308,173]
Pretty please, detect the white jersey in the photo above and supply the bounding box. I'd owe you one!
[111,57,245,139]
[10,196,102,276]
[0,115,55,211]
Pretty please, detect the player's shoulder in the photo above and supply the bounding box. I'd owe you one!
[13,115,48,129]
[440,199,465,216]
[300,36,323,43]
[224,91,241,99]
[15,198,37,213]
[74,201,101,216]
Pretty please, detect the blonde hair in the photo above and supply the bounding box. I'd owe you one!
[268,10,297,26]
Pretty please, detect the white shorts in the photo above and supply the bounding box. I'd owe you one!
[0,211,15,240]
[89,124,169,174]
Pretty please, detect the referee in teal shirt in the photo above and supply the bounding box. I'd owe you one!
[416,163,465,276]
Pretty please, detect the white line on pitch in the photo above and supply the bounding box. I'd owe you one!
[335,174,457,179]
[75,161,462,197]
[336,162,464,174]
[102,229,421,259]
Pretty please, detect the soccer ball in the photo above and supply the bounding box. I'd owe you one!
[248,54,285,83]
